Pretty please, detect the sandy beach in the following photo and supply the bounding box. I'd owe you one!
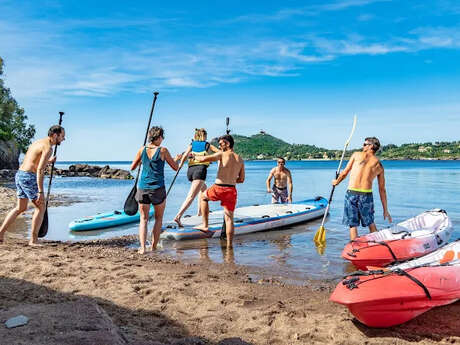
[1,185,459,345]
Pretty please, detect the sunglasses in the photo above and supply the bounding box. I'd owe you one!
[363,142,372,146]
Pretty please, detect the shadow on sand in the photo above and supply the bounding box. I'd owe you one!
[352,300,460,342]
[0,276,254,345]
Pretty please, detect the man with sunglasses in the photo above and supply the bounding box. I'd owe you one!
[332,137,392,240]
[266,157,293,203]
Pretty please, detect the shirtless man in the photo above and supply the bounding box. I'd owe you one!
[191,134,245,247]
[332,137,391,240]
[0,125,65,245]
[266,157,293,203]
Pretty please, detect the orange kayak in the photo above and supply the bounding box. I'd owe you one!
[342,209,452,269]
[331,240,460,327]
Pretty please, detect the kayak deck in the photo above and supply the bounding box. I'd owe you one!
[160,197,327,240]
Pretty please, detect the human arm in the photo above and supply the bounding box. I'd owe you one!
[209,144,220,153]
[36,147,53,204]
[287,170,293,203]
[266,169,274,193]
[163,147,180,171]
[48,156,57,165]
[130,147,144,171]
[236,161,245,184]
[178,145,192,169]
[332,153,356,186]
[377,167,392,223]
[191,151,222,163]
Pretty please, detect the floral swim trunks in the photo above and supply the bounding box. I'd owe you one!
[342,190,375,227]
[271,185,288,203]
[15,170,39,200]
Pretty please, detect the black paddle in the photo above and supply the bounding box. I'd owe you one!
[38,111,65,238]
[124,92,159,216]
[226,116,230,134]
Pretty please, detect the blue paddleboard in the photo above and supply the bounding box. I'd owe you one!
[69,207,154,231]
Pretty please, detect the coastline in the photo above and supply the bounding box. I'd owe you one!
[1,236,460,344]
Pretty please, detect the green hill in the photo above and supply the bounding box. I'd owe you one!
[211,132,339,160]
[211,132,460,160]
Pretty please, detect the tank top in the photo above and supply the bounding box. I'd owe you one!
[188,140,211,167]
[138,146,165,190]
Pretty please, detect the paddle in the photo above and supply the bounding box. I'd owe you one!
[38,111,65,238]
[165,151,186,198]
[226,116,230,134]
[124,92,159,216]
[313,115,357,251]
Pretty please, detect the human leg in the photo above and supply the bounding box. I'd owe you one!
[197,182,207,216]
[174,179,204,227]
[138,203,150,254]
[195,190,210,232]
[342,191,360,241]
[368,223,378,233]
[0,198,28,242]
[223,208,234,247]
[30,198,46,245]
[150,200,165,250]
[349,226,358,240]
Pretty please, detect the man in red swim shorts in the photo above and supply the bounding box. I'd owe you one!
[191,134,245,247]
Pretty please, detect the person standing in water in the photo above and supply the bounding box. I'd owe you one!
[0,125,65,246]
[192,134,245,247]
[266,157,293,203]
[332,137,392,240]
[173,128,219,227]
[130,126,180,254]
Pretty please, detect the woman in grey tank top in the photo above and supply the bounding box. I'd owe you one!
[130,126,180,254]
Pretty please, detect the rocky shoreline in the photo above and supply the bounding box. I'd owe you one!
[0,164,133,182]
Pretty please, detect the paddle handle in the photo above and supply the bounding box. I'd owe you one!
[45,111,65,208]
[134,92,159,184]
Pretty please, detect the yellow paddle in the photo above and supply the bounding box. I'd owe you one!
[314,115,357,252]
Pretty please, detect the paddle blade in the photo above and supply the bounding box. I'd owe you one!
[38,209,48,238]
[313,225,326,245]
[124,186,138,216]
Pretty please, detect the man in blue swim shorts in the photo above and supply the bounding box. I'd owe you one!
[332,137,392,240]
[0,125,65,246]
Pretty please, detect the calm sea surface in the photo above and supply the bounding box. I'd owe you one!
[6,160,460,282]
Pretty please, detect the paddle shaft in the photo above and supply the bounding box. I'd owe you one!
[133,92,159,185]
[44,111,65,208]
[318,116,357,228]
[226,117,230,134]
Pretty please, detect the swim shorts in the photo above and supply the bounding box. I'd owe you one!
[15,170,39,200]
[136,186,166,205]
[342,190,375,227]
[204,184,237,212]
[187,164,207,182]
[272,185,288,203]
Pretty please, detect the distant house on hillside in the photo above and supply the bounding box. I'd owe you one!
[418,146,432,153]
[259,130,266,135]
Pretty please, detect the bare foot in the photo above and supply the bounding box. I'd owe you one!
[174,217,183,228]
[138,247,146,254]
[195,224,213,238]
[28,242,43,247]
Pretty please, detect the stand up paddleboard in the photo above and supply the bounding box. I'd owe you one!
[69,207,154,231]
[160,196,328,240]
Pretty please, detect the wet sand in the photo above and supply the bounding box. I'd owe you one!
[1,187,460,344]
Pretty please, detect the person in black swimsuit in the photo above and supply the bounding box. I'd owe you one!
[173,128,219,227]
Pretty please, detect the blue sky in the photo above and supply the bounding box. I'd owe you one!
[1,0,459,160]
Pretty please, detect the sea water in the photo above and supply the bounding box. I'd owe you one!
[6,160,460,282]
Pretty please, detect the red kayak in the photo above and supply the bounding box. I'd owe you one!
[342,209,452,269]
[331,240,460,327]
